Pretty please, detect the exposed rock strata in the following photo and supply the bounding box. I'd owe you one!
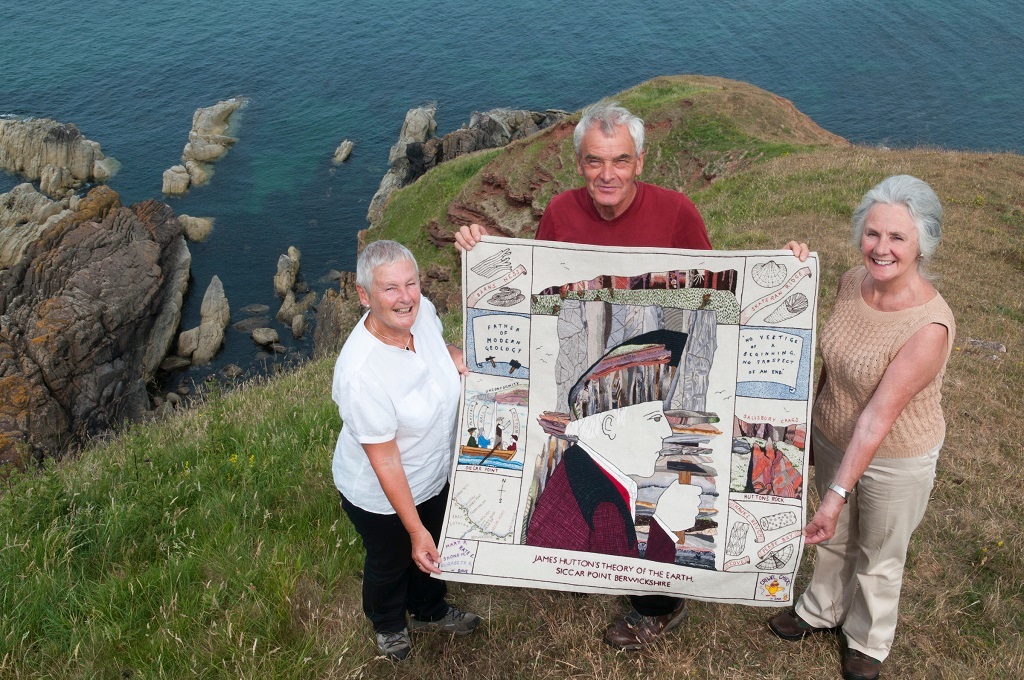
[162,98,247,195]
[313,271,361,359]
[0,187,190,467]
[0,117,119,198]
[0,183,72,268]
[366,105,437,225]
[366,106,568,226]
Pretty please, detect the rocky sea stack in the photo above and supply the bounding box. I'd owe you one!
[0,186,190,467]
[162,97,247,195]
[0,117,119,198]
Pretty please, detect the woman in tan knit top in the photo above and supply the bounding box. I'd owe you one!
[768,176,955,680]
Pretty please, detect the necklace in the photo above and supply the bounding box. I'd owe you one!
[367,314,412,350]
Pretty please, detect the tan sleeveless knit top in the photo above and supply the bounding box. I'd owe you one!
[813,267,956,458]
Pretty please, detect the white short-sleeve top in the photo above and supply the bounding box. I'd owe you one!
[331,297,461,514]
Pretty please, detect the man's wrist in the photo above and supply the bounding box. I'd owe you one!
[827,481,854,502]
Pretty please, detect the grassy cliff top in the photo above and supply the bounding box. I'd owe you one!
[2,76,1022,678]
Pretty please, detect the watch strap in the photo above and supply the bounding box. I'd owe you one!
[828,481,853,500]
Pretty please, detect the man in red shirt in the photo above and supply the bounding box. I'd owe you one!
[456,102,807,650]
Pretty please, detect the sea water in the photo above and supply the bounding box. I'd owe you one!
[2,0,1022,378]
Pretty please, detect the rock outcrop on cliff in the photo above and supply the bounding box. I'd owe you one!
[176,276,230,366]
[412,108,568,178]
[331,75,852,344]
[313,271,361,359]
[270,246,316,339]
[274,246,301,297]
[366,105,438,225]
[162,98,247,195]
[0,118,119,198]
[0,183,72,268]
[0,186,191,467]
[366,106,568,226]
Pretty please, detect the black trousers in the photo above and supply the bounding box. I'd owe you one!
[341,484,451,633]
[631,594,683,617]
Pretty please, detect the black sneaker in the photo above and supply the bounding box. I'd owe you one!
[409,606,481,636]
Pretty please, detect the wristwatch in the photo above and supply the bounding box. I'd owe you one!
[827,481,853,501]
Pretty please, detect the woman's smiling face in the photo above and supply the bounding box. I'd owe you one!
[358,258,420,335]
[860,202,921,286]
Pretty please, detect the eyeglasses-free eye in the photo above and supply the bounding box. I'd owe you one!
[582,155,635,170]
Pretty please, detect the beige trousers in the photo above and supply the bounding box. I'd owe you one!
[795,425,940,661]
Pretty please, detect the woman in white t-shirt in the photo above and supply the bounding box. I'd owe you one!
[332,240,480,661]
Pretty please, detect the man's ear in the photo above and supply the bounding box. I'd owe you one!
[601,413,616,441]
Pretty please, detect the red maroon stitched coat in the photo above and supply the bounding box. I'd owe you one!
[526,444,677,563]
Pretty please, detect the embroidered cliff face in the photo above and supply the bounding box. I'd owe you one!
[357,258,421,338]
[576,123,646,221]
[860,203,921,287]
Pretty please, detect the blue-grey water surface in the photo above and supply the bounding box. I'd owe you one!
[3,0,1022,377]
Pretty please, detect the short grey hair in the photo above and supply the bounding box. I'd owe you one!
[851,175,943,274]
[355,240,419,291]
[573,101,645,157]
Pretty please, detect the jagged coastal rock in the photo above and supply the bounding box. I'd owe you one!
[251,327,279,346]
[276,290,316,324]
[162,165,191,194]
[0,118,119,198]
[178,214,214,242]
[0,183,71,268]
[162,98,247,195]
[366,105,438,225]
[141,227,192,376]
[0,186,190,467]
[274,246,301,297]
[333,139,354,164]
[419,108,568,172]
[313,271,361,359]
[271,245,314,339]
[366,106,567,226]
[182,276,230,365]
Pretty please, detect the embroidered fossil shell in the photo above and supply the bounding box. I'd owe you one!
[751,260,787,288]
[764,292,810,323]
[756,543,795,571]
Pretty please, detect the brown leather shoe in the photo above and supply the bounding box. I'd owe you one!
[603,601,688,651]
[768,607,836,642]
[842,647,882,680]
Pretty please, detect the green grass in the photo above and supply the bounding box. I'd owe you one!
[617,81,716,115]
[0,364,363,677]
[4,80,1024,678]
[373,149,500,271]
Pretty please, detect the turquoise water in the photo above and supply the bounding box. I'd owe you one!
[3,0,1022,376]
